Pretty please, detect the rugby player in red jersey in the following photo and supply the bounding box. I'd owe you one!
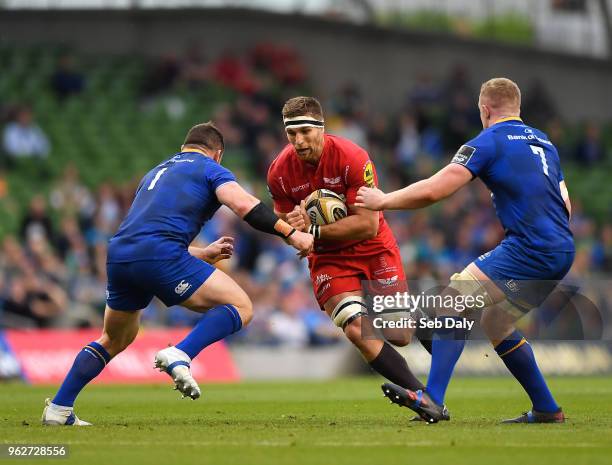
[267,96,428,393]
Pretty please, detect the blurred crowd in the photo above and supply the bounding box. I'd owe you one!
[0,44,610,344]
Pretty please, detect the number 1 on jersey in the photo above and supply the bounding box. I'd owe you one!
[530,145,549,176]
[148,167,168,190]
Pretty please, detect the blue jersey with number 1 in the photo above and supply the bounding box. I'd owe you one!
[107,152,236,263]
[451,117,574,255]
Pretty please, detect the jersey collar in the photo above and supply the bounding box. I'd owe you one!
[181,148,207,157]
[492,116,523,126]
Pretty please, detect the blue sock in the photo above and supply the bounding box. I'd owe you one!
[495,330,559,413]
[426,316,468,405]
[52,341,111,408]
[175,304,242,360]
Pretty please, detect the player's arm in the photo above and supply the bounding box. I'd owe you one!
[290,201,378,240]
[292,150,380,241]
[356,163,473,211]
[560,180,572,219]
[188,236,234,264]
[322,204,379,240]
[215,181,313,254]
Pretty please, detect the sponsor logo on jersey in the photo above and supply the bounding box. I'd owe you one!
[323,176,342,186]
[171,155,195,163]
[363,161,375,187]
[317,283,331,298]
[175,280,192,296]
[377,275,399,287]
[291,183,310,193]
[373,266,398,276]
[314,273,332,287]
[505,279,520,293]
[452,145,476,166]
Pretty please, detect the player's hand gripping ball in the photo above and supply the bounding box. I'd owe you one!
[304,189,348,225]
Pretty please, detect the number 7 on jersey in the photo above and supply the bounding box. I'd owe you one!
[529,145,549,176]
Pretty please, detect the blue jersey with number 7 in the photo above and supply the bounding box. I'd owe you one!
[107,152,236,263]
[451,117,574,254]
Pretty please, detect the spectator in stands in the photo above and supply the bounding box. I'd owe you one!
[409,71,443,111]
[93,182,121,237]
[395,111,421,172]
[2,106,50,160]
[331,82,364,119]
[367,113,397,156]
[56,217,90,269]
[50,53,85,100]
[268,285,310,348]
[142,52,182,97]
[522,79,558,129]
[2,271,67,328]
[253,131,283,178]
[575,121,606,165]
[20,195,55,246]
[182,44,210,89]
[27,233,67,284]
[443,64,473,99]
[250,43,305,87]
[593,224,612,273]
[212,50,258,94]
[49,163,96,224]
[443,89,479,151]
[545,118,571,161]
[233,96,271,152]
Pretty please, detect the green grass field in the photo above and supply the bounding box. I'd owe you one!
[1,377,611,465]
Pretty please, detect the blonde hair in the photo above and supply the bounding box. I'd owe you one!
[479,78,521,111]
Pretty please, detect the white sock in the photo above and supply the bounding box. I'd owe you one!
[50,402,73,412]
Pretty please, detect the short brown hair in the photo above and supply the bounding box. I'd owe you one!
[183,122,224,151]
[480,78,521,111]
[282,96,324,120]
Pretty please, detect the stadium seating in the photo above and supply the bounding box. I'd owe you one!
[0,45,610,239]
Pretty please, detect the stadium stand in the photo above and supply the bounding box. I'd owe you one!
[0,43,610,344]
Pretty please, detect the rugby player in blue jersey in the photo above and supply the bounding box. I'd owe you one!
[42,122,313,426]
[356,78,574,423]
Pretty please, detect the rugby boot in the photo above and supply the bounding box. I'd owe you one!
[382,382,448,424]
[501,408,565,424]
[42,398,92,426]
[154,346,201,400]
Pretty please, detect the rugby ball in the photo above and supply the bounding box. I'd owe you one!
[305,189,348,225]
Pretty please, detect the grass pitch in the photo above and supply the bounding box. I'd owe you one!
[1,377,611,465]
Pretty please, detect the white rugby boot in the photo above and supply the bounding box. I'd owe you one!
[154,346,201,400]
[42,398,92,426]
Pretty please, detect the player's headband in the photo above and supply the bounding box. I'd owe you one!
[283,116,325,129]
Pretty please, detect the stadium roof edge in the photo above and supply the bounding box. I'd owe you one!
[1,6,611,69]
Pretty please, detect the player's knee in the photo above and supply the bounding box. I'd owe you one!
[233,295,253,327]
[447,268,494,315]
[99,331,136,357]
[330,295,367,329]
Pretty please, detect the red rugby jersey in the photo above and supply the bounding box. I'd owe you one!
[267,134,398,254]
